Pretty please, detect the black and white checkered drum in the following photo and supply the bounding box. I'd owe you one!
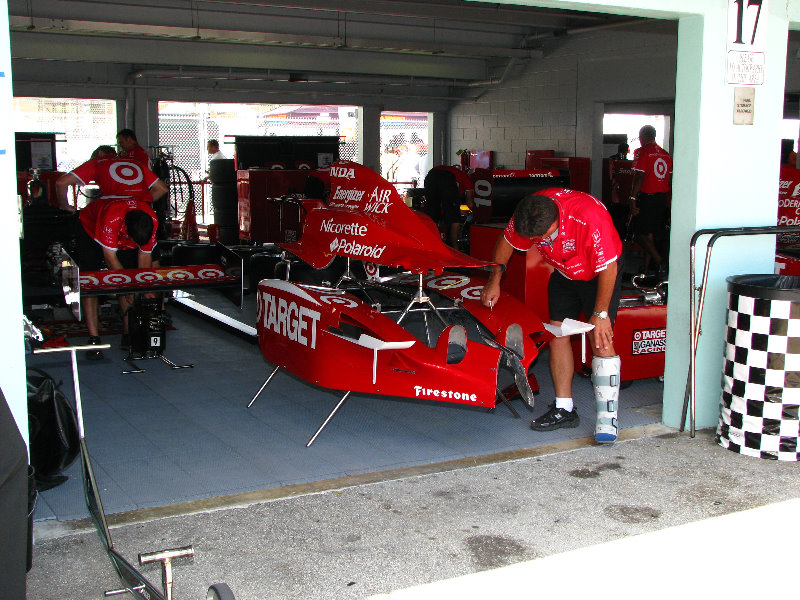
[718,275,800,461]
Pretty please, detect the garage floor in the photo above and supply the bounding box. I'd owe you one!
[28,290,664,523]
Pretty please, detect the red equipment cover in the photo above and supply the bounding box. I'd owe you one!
[777,163,800,249]
[470,168,564,224]
[280,161,494,274]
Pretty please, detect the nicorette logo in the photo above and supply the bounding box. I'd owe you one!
[320,218,367,236]
[330,166,356,179]
[329,238,386,259]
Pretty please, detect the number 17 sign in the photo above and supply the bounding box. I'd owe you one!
[727,0,768,85]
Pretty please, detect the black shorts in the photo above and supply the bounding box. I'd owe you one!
[75,225,140,271]
[633,192,668,235]
[547,269,621,324]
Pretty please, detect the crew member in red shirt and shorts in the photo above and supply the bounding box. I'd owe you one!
[56,147,167,359]
[481,189,623,443]
[629,125,672,275]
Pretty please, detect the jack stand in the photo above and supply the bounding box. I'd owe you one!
[396,273,449,330]
[123,351,194,375]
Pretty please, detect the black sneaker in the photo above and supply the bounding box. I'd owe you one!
[531,405,579,431]
[86,336,104,361]
[120,333,131,351]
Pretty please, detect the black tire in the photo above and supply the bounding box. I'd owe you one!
[208,159,236,184]
[248,252,286,291]
[206,582,237,600]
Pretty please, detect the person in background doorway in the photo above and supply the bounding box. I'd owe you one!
[781,139,797,167]
[423,165,475,249]
[480,190,623,443]
[207,139,226,161]
[629,125,672,276]
[609,142,629,161]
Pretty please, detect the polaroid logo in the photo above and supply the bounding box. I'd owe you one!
[330,166,356,179]
[261,292,320,349]
[414,385,478,402]
[631,328,666,355]
[320,218,367,237]
[329,238,386,259]
[331,186,365,203]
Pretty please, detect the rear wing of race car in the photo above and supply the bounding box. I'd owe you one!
[58,242,243,321]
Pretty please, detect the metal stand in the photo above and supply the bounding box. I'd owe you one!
[32,344,235,600]
[123,352,194,375]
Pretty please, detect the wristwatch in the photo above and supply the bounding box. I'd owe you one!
[592,310,608,319]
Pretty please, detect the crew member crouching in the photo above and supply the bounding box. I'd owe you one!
[480,189,623,443]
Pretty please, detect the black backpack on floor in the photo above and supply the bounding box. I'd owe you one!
[26,368,80,491]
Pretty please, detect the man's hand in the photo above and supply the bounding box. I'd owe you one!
[589,314,614,352]
[480,278,501,309]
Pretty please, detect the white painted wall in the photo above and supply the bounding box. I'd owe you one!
[1,0,29,445]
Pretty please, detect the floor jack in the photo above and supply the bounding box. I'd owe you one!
[33,343,235,600]
[123,296,194,375]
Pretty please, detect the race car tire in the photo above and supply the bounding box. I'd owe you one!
[208,159,236,184]
[206,582,236,600]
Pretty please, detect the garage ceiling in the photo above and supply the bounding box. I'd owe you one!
[9,0,647,104]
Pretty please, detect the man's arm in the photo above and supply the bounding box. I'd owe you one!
[102,247,124,271]
[480,235,513,308]
[55,173,81,212]
[149,179,168,202]
[590,261,618,352]
[137,250,153,269]
[629,171,644,216]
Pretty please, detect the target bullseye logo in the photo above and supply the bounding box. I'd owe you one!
[654,158,669,179]
[109,161,144,185]
[166,269,195,280]
[428,275,470,290]
[197,268,225,279]
[460,286,484,301]
[364,263,380,277]
[79,275,100,286]
[103,273,132,285]
[135,271,163,283]
[633,331,642,341]
[320,295,358,308]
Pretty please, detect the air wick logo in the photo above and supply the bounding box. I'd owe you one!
[329,238,386,259]
[364,186,392,214]
[330,166,356,179]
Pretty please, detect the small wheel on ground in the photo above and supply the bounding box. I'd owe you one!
[206,582,236,600]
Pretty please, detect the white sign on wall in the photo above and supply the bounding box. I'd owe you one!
[727,0,768,85]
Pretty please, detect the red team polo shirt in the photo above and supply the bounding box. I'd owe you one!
[122,144,152,169]
[503,188,622,281]
[71,156,160,202]
[632,141,672,194]
[80,198,158,253]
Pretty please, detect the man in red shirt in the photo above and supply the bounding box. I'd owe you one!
[629,125,672,275]
[481,189,623,443]
[56,147,167,359]
[423,165,475,249]
[116,128,151,169]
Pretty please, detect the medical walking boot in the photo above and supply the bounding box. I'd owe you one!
[592,355,621,443]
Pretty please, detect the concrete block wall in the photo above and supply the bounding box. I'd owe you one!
[448,23,679,173]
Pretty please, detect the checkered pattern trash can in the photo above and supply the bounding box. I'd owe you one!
[718,275,800,460]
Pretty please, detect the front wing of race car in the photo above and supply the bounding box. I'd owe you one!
[254,270,548,411]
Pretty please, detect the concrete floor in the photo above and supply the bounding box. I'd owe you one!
[27,428,800,600]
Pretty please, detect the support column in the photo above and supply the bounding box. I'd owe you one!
[663,7,789,428]
[360,104,382,171]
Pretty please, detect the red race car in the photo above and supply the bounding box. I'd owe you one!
[249,161,554,445]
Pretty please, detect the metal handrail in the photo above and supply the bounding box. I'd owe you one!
[682,225,800,437]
